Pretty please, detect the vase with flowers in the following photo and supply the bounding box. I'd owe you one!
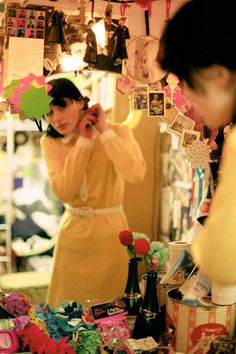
[119,230,151,316]
[133,241,168,342]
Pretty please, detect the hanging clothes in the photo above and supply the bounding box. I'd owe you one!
[83,27,98,65]
[47,10,67,46]
[111,22,130,61]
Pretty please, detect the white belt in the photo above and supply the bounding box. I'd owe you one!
[66,205,123,218]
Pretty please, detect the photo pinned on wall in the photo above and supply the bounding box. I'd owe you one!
[169,112,195,136]
[17,8,26,19]
[161,105,178,127]
[179,129,200,148]
[131,85,148,111]
[6,26,15,37]
[148,91,165,117]
[27,29,35,38]
[7,8,16,18]
[126,35,165,85]
[26,19,35,29]
[5,7,45,44]
[28,10,36,20]
[7,17,16,27]
[148,80,163,92]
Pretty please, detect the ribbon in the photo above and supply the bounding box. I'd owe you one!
[133,0,153,17]
[120,2,131,16]
[166,0,172,20]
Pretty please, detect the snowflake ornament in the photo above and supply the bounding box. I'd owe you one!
[184,138,211,169]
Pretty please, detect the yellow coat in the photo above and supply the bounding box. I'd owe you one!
[192,126,236,285]
[40,123,146,307]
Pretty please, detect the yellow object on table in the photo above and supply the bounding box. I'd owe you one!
[0,271,51,305]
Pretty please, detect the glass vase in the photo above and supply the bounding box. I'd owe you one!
[122,257,142,316]
[132,269,165,342]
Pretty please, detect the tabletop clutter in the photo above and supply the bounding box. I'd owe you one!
[0,230,235,354]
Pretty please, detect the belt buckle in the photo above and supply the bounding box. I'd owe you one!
[80,207,94,217]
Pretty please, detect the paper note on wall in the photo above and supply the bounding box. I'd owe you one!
[6,37,44,84]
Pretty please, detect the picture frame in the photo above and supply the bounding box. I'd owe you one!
[161,105,178,127]
[148,91,165,117]
[179,128,200,148]
[169,112,195,135]
[131,85,148,111]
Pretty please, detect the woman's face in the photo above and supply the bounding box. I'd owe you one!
[180,66,235,130]
[47,98,84,135]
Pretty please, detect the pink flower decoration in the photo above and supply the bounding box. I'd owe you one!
[119,230,133,246]
[134,238,150,255]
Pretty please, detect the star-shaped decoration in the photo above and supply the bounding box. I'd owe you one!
[3,80,20,99]
[9,74,52,110]
[184,139,211,169]
[19,73,52,93]
[18,85,53,120]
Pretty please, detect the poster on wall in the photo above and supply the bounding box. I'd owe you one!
[5,36,44,83]
[4,4,128,80]
[43,10,124,76]
[126,35,165,84]
[5,7,45,43]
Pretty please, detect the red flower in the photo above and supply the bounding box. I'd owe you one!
[119,230,133,246]
[134,238,150,255]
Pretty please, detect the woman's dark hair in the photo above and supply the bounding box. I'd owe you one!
[157,0,236,89]
[46,78,89,138]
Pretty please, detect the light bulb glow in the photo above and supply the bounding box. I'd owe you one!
[59,53,86,72]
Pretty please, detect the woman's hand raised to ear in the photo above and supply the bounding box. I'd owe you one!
[78,103,108,139]
[87,103,108,134]
[78,111,97,140]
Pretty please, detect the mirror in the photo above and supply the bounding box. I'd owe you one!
[0,67,195,272]
[0,0,194,281]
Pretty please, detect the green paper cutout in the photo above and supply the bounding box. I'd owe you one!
[18,85,53,119]
[3,80,20,98]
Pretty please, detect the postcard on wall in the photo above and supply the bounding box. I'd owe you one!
[161,105,179,127]
[6,36,44,83]
[131,85,148,111]
[179,128,200,148]
[148,91,165,118]
[169,112,195,136]
[5,7,45,45]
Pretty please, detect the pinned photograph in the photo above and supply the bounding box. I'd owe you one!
[161,105,178,127]
[131,85,148,110]
[148,80,163,92]
[148,91,165,117]
[179,129,200,148]
[170,112,195,135]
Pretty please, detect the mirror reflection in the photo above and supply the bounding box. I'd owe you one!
[0,68,194,306]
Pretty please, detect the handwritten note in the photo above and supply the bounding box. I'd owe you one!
[6,37,44,84]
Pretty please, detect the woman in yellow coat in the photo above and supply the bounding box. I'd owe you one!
[40,78,146,307]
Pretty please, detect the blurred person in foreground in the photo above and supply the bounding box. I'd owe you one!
[157,0,236,300]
